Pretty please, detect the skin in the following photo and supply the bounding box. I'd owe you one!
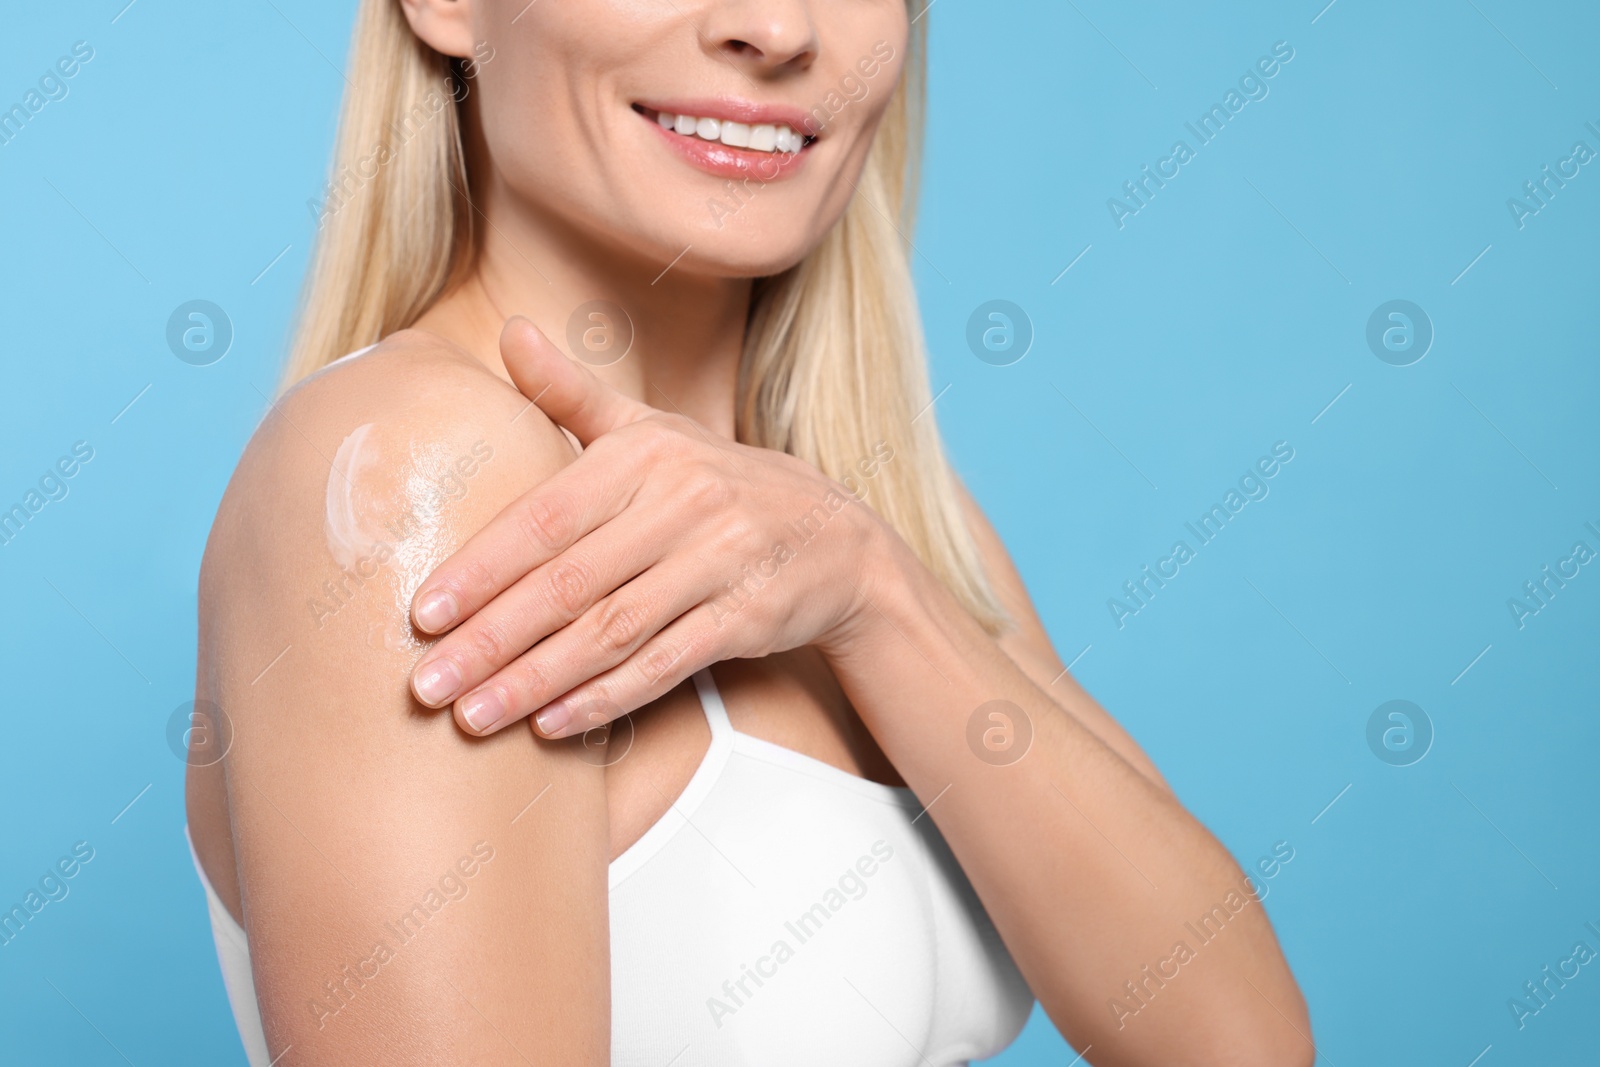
[187,0,1314,1064]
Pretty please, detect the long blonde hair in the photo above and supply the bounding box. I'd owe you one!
[281,0,1007,634]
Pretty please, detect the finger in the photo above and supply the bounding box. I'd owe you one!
[501,315,654,447]
[529,601,728,739]
[410,431,642,634]
[410,501,677,708]
[449,560,715,736]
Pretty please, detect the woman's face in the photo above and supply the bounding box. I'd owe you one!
[409,0,910,279]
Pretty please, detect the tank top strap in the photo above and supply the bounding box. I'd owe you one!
[690,667,734,740]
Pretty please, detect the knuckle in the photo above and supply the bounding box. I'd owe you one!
[717,514,757,551]
[455,556,499,601]
[684,467,733,511]
[543,556,595,617]
[636,418,683,458]
[594,597,649,655]
[508,653,553,697]
[636,641,685,686]
[517,494,572,551]
[464,618,513,666]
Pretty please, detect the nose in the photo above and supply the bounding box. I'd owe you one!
[701,0,819,74]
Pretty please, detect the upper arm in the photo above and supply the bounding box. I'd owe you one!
[953,478,1171,791]
[201,338,608,1064]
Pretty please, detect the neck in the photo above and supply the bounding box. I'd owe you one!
[412,167,752,441]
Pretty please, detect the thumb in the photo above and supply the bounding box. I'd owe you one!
[499,315,651,446]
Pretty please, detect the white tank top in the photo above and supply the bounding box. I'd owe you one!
[190,657,1032,1064]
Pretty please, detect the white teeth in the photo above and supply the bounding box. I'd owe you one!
[652,110,803,155]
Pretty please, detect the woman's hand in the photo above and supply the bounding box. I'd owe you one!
[407,316,884,739]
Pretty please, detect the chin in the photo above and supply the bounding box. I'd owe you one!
[582,193,832,281]
[675,226,823,280]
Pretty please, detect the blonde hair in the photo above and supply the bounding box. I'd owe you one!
[282,0,1008,634]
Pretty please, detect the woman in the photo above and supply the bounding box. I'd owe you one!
[186,0,1313,1063]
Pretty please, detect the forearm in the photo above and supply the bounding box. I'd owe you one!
[817,527,1312,1066]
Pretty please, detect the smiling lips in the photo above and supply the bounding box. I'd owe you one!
[636,103,816,181]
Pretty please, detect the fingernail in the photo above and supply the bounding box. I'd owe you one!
[415,590,459,633]
[461,689,507,733]
[535,699,572,738]
[414,659,462,706]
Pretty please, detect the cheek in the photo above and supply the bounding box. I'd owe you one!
[475,58,583,179]
[474,0,654,172]
[470,27,653,225]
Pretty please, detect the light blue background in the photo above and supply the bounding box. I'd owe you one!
[2,1,1596,1064]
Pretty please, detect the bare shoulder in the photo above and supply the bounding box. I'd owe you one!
[191,330,610,1059]
[202,329,576,612]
